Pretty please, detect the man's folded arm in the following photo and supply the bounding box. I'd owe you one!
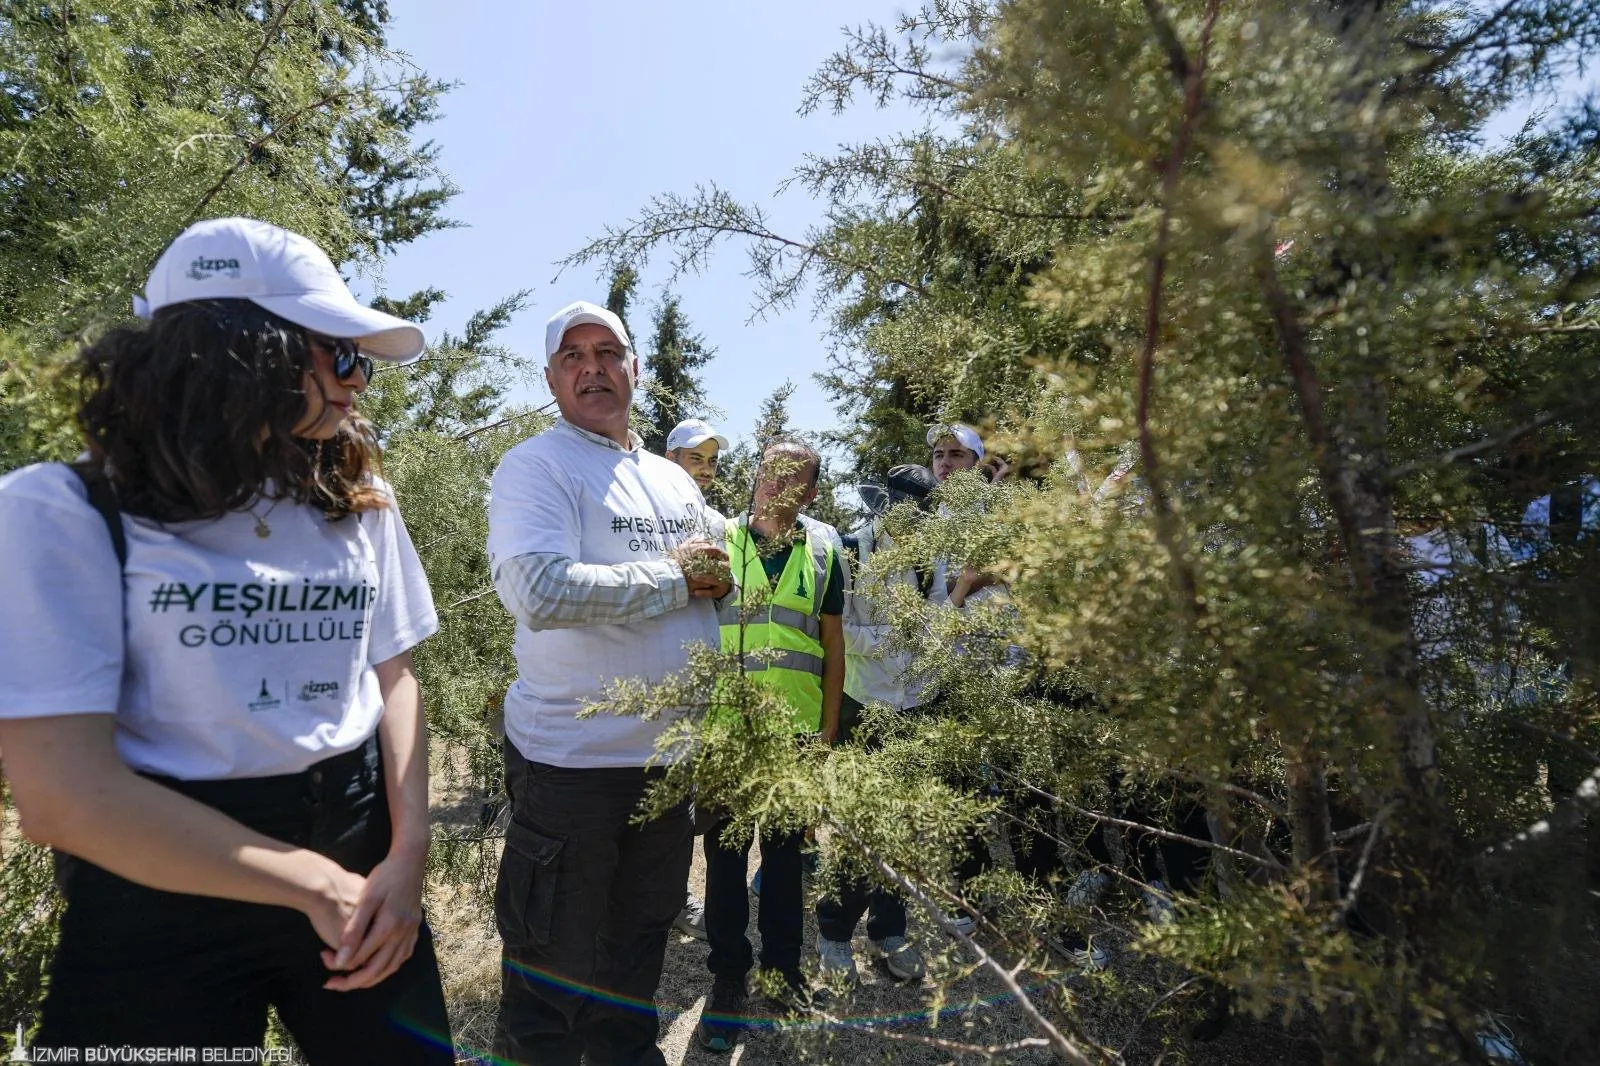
[493,551,689,630]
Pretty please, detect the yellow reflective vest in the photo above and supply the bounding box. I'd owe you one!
[718,516,836,733]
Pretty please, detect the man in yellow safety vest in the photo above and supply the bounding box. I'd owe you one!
[697,439,844,1054]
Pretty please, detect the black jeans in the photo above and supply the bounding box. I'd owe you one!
[703,817,806,987]
[815,876,907,943]
[493,740,693,1066]
[815,693,908,943]
[38,736,452,1064]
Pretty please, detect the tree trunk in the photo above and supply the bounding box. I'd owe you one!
[1285,745,1340,902]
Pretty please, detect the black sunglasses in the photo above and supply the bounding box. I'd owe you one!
[310,335,375,383]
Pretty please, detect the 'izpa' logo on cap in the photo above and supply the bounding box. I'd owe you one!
[186,255,243,281]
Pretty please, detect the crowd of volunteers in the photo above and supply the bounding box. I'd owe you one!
[0,218,1168,1064]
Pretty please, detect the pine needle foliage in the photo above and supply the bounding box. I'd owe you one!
[568,1,1600,1061]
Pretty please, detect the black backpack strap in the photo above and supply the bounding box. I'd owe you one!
[55,463,125,895]
[69,461,127,568]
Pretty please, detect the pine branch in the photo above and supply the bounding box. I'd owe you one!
[827,819,1099,1066]
[1140,0,1193,87]
[1387,0,1530,97]
[1388,411,1564,480]
[1254,245,1369,591]
[244,0,298,86]
[991,766,1284,871]
[807,1006,1054,1059]
[1116,976,1205,1057]
[912,174,1132,224]
[1135,0,1220,620]
[1505,720,1600,765]
[1167,771,1289,821]
[176,86,357,238]
[452,403,556,442]
[1325,802,1396,931]
[1482,764,1600,862]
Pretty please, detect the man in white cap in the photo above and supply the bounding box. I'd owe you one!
[660,416,731,942]
[665,417,729,502]
[487,300,733,1066]
[927,422,1005,483]
[926,422,1004,606]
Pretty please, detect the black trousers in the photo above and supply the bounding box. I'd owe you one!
[493,741,693,1066]
[815,693,908,943]
[38,736,452,1064]
[703,817,806,986]
[815,875,906,943]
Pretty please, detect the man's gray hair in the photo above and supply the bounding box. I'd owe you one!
[761,438,821,491]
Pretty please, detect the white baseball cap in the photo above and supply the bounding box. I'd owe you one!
[666,418,729,452]
[134,217,426,362]
[926,422,986,460]
[545,300,633,358]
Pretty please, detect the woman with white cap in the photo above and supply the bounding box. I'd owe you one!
[0,218,451,1062]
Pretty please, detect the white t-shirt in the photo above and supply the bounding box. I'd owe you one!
[842,523,926,711]
[0,463,438,779]
[488,421,721,768]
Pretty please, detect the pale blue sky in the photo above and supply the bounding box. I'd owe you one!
[367,3,1592,455]
[368,0,926,448]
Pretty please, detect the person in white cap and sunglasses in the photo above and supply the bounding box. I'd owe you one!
[486,301,733,1066]
[0,217,451,1061]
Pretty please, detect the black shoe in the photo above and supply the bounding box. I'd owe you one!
[697,977,747,1053]
[762,969,812,1016]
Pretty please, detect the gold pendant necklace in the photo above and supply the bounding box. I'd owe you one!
[248,496,282,538]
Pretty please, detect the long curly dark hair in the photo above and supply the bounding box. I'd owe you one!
[75,299,388,522]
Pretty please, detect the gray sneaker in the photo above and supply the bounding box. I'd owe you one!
[1143,880,1176,926]
[1066,869,1110,910]
[1049,928,1111,970]
[816,936,858,984]
[935,908,977,937]
[870,935,925,981]
[674,892,707,940]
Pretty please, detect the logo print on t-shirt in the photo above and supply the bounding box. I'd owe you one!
[248,678,283,713]
[794,564,808,599]
[297,680,340,703]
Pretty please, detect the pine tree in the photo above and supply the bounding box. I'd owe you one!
[603,263,638,343]
[0,0,455,470]
[637,295,715,454]
[567,1,1600,1061]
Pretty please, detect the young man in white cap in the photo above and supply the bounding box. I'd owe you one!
[665,417,729,503]
[660,416,731,941]
[927,422,1004,606]
[927,422,1006,484]
[487,300,733,1066]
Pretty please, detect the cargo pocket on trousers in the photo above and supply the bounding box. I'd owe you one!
[495,819,565,951]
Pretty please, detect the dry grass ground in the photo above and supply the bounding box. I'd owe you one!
[427,762,1320,1065]
[1,754,1318,1065]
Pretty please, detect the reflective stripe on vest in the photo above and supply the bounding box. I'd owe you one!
[716,601,821,640]
[737,647,826,674]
